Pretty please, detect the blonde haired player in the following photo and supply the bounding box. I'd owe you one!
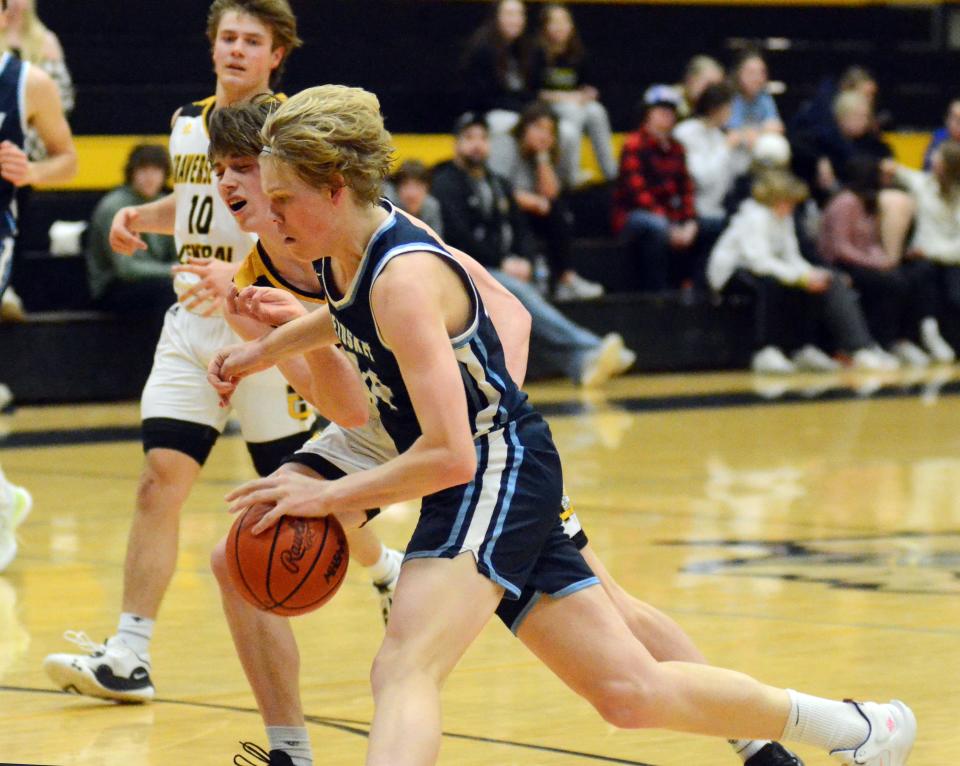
[0,0,76,572]
[209,96,804,766]
[42,2,401,703]
[212,85,915,766]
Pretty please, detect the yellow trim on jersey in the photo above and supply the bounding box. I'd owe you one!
[234,242,326,304]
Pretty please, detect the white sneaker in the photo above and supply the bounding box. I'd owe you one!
[615,346,636,376]
[372,548,404,627]
[554,273,604,302]
[851,348,899,372]
[0,480,31,572]
[751,346,796,375]
[43,632,155,702]
[580,333,626,387]
[831,700,916,765]
[792,345,841,372]
[920,319,956,363]
[0,383,11,411]
[891,341,930,368]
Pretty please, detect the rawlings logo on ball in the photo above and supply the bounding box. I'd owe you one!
[280,519,318,574]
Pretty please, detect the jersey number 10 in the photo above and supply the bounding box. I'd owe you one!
[188,194,214,235]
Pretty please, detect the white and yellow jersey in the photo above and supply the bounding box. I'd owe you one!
[169,96,257,267]
[234,241,327,311]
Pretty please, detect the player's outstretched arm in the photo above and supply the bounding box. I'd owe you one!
[208,295,340,402]
[109,195,176,255]
[222,286,368,428]
[227,253,477,531]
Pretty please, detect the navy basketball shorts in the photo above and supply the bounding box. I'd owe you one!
[403,412,598,632]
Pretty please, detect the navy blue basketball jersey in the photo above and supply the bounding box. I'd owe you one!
[319,201,530,454]
[0,52,28,237]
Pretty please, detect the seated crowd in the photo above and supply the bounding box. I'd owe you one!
[62,0,960,381]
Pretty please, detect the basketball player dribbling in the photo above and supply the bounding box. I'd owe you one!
[42,2,402,704]
[207,96,804,766]
[211,86,916,766]
[0,0,76,574]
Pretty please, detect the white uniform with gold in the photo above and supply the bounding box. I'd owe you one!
[235,243,397,471]
[140,97,314,446]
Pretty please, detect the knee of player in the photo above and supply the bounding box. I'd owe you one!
[369,637,438,698]
[588,675,661,730]
[209,537,230,584]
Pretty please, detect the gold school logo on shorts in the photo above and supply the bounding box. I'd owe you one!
[661,531,960,595]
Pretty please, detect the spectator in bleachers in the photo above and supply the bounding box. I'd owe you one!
[726,49,783,161]
[386,160,444,238]
[708,169,887,373]
[673,82,737,223]
[85,145,176,312]
[677,54,725,120]
[889,141,960,361]
[923,98,960,171]
[791,90,893,204]
[790,66,879,143]
[461,1,534,154]
[530,3,617,182]
[818,155,938,368]
[613,84,720,292]
[432,112,634,386]
[489,101,603,300]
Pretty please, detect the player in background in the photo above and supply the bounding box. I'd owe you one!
[0,0,76,572]
[211,97,802,766]
[42,1,401,704]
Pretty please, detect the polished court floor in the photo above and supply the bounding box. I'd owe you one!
[1,368,958,765]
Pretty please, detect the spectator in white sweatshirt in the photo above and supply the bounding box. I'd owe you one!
[674,82,737,224]
[889,141,960,362]
[708,169,891,374]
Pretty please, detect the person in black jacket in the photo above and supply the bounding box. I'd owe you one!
[432,112,634,386]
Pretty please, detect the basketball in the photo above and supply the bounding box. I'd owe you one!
[225,507,349,616]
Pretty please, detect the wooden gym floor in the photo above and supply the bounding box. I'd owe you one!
[1,368,958,765]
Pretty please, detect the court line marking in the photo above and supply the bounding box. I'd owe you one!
[4,375,959,451]
[0,685,656,765]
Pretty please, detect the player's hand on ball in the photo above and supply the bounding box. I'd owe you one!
[0,140,32,187]
[233,286,307,326]
[109,206,148,255]
[226,472,334,534]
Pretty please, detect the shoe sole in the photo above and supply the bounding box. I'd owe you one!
[43,658,154,704]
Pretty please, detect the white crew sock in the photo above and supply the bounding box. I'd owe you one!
[729,739,767,762]
[116,612,154,657]
[366,544,400,585]
[780,689,869,753]
[267,726,313,766]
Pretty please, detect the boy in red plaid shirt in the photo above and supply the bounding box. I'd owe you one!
[613,84,722,291]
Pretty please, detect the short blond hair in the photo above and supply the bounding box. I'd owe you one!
[261,85,394,206]
[752,169,808,206]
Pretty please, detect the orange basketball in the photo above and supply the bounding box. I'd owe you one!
[225,507,349,616]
